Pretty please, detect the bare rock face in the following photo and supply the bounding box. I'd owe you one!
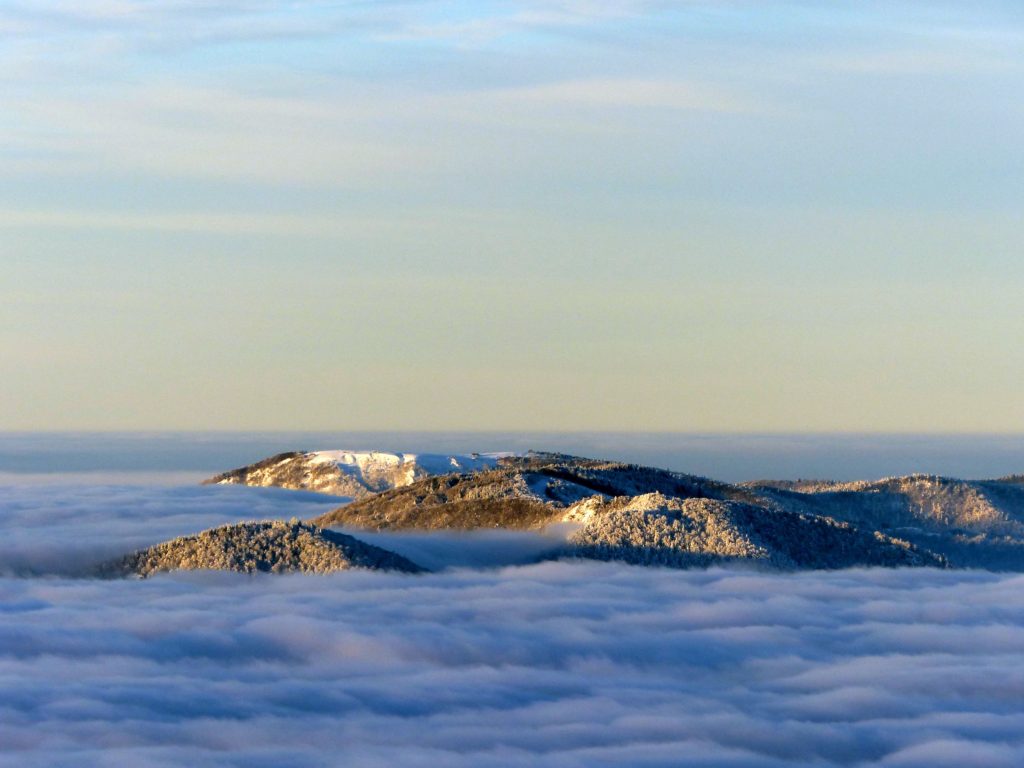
[203,451,513,499]
[563,493,945,570]
[101,520,425,577]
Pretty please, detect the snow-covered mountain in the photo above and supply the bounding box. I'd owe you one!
[564,492,943,569]
[204,450,519,499]
[204,451,1024,570]
[305,454,1024,569]
[102,520,424,577]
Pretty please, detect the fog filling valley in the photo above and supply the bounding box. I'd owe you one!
[0,484,343,577]
[3,482,1024,766]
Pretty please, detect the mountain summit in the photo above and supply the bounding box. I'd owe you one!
[204,450,518,499]
[101,520,425,578]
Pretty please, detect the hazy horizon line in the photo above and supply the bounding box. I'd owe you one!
[5,429,1024,436]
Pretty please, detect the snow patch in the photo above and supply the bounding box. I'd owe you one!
[309,450,518,487]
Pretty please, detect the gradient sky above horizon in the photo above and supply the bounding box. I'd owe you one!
[2,1,1022,431]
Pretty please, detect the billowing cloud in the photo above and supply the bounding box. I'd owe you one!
[347,526,573,571]
[2,563,1023,766]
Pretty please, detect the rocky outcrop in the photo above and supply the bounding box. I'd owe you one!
[102,520,425,577]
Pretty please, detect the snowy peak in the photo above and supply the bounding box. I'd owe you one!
[309,450,514,491]
[204,450,520,499]
[101,520,425,577]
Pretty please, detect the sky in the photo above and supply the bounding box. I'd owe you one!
[2,1,1022,431]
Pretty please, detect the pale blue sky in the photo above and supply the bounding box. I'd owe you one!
[2,1,1022,430]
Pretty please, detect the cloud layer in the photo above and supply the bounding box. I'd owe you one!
[2,563,1023,767]
[0,482,342,575]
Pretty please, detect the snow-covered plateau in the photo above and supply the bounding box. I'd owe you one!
[205,450,520,498]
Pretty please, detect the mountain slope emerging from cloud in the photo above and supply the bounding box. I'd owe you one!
[745,475,1024,568]
[102,520,425,577]
[207,450,1024,570]
[565,493,942,569]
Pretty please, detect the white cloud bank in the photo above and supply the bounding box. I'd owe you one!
[0,483,342,576]
[2,565,1023,767]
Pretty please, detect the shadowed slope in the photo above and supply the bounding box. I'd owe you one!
[746,474,1024,535]
[745,475,1024,568]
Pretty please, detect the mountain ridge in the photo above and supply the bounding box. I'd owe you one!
[201,449,1024,570]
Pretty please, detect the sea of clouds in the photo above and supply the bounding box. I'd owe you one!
[3,482,1024,767]
[0,482,344,576]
